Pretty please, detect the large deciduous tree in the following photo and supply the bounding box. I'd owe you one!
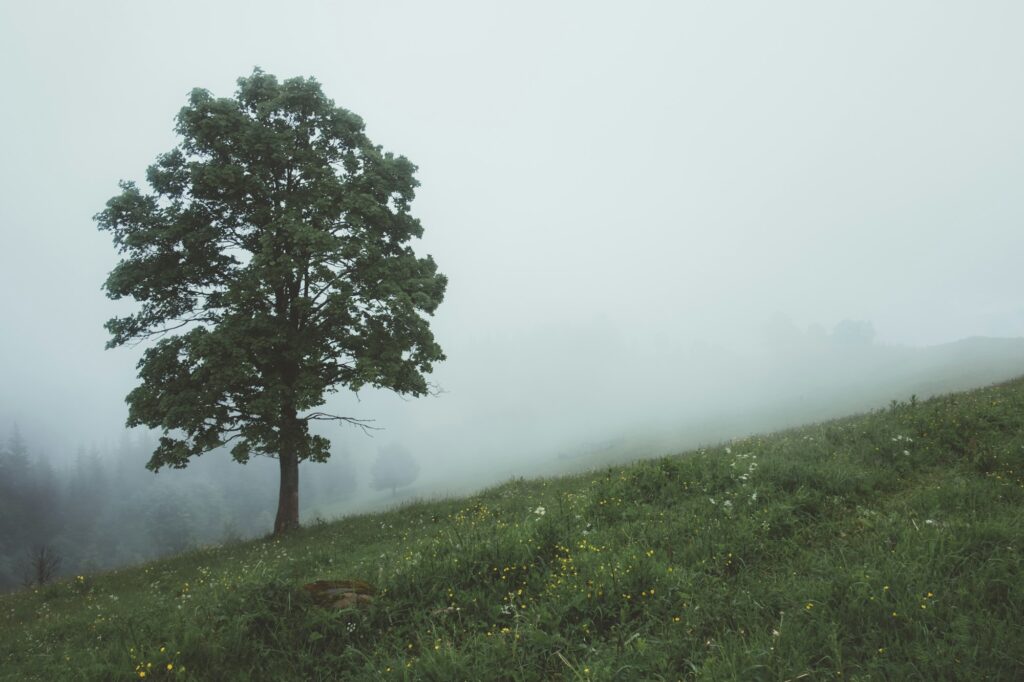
[96,69,446,534]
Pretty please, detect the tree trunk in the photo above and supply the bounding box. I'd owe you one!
[273,315,302,535]
[274,451,300,534]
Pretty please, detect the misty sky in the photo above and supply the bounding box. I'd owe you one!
[2,1,1024,468]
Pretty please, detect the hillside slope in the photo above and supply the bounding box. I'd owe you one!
[348,335,1024,510]
[2,378,1023,680]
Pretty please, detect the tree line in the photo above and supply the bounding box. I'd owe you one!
[0,425,371,592]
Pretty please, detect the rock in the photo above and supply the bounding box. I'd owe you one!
[302,579,376,610]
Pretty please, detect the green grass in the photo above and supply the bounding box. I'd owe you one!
[3,380,1024,681]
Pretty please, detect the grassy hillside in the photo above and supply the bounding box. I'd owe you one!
[2,379,1023,680]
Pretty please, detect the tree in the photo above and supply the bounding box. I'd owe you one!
[370,443,420,496]
[831,319,875,347]
[0,427,64,591]
[96,69,447,534]
[21,545,61,589]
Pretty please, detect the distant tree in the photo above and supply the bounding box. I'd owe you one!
[831,319,875,346]
[370,443,420,496]
[6,425,27,462]
[146,493,195,555]
[95,69,447,534]
[63,448,109,541]
[0,431,25,589]
[0,427,63,591]
[21,545,61,589]
[760,313,804,353]
[0,427,27,513]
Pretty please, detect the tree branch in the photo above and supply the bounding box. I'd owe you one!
[300,412,379,435]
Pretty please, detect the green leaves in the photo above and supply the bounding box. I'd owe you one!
[98,68,447,474]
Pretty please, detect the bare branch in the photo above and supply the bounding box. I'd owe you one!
[300,412,380,435]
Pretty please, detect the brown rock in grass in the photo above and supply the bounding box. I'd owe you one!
[302,579,376,610]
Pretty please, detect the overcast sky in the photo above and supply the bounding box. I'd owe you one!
[2,1,1024,466]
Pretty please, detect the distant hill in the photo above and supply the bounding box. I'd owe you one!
[471,335,1024,481]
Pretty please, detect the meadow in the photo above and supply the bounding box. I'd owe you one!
[2,378,1023,680]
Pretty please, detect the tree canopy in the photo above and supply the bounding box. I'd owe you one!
[96,69,446,533]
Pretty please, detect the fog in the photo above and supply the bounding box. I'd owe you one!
[3,2,1024,576]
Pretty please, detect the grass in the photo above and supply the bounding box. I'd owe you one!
[2,379,1023,680]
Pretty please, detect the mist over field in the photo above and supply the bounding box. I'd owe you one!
[2,1,1024,585]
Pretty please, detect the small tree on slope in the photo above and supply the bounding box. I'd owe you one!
[96,69,446,534]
